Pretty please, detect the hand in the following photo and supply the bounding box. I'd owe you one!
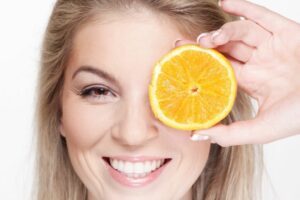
[175,0,300,146]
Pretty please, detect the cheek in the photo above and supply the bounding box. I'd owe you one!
[183,140,211,170]
[182,141,211,186]
[191,141,210,159]
[176,135,211,180]
[168,130,211,163]
[61,102,117,148]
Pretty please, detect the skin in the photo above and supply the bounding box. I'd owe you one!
[178,0,300,146]
[60,9,210,200]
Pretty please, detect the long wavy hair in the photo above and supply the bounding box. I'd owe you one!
[34,0,263,199]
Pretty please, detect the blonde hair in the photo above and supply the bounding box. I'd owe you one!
[35,0,263,199]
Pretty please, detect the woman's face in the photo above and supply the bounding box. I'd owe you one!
[60,10,211,200]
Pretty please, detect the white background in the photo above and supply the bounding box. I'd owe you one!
[0,1,299,199]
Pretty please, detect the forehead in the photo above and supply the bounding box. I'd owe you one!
[67,10,185,86]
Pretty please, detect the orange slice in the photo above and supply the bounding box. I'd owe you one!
[149,44,237,130]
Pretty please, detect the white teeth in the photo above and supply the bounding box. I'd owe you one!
[150,161,156,171]
[111,159,118,169]
[124,162,134,174]
[156,160,161,168]
[145,161,151,172]
[109,158,165,177]
[134,162,144,174]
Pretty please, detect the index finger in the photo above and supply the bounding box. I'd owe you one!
[220,0,292,33]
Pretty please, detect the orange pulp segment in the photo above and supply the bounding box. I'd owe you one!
[149,44,237,130]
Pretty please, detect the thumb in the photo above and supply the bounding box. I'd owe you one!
[191,119,265,147]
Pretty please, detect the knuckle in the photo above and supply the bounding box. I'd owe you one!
[221,22,237,33]
[222,20,253,39]
[215,138,230,147]
[220,143,230,147]
[243,19,257,27]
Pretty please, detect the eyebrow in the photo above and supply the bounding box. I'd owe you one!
[72,65,120,87]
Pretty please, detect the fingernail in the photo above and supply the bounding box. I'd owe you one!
[211,29,222,40]
[196,32,210,44]
[190,134,211,141]
[173,39,182,48]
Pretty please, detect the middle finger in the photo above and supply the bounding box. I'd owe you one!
[198,20,271,48]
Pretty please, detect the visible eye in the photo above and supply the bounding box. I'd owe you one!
[79,85,117,103]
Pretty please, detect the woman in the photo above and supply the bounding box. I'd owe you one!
[34,0,300,199]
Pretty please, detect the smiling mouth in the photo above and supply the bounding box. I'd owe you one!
[103,157,171,179]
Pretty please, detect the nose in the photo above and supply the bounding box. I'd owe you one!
[111,98,159,147]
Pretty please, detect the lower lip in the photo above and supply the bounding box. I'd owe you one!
[104,159,170,187]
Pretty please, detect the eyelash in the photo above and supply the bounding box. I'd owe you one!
[79,85,116,101]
